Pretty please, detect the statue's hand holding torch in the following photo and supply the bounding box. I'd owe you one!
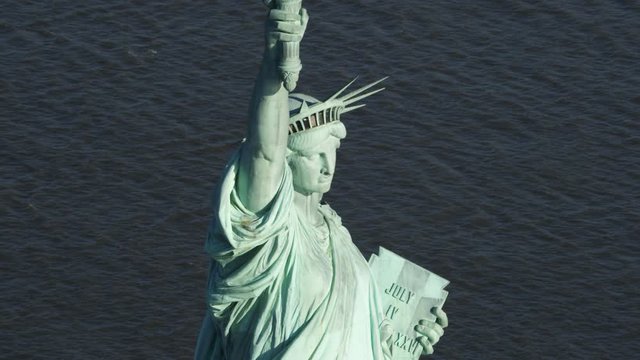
[264,0,307,92]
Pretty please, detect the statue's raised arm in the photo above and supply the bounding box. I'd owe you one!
[235,5,309,213]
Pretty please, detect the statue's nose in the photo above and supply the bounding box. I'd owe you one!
[321,153,335,175]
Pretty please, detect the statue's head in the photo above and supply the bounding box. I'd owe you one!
[285,78,386,195]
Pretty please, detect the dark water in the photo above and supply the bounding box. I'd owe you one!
[2,0,639,359]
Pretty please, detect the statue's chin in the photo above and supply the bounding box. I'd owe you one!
[318,179,332,194]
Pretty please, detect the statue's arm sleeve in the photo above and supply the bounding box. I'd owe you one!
[207,146,294,260]
[204,148,294,315]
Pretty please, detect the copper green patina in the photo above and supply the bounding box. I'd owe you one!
[195,2,448,359]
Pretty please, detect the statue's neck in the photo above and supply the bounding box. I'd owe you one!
[293,191,324,225]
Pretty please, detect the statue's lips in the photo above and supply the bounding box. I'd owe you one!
[318,175,332,184]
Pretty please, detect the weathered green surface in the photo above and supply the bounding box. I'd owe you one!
[194,2,448,359]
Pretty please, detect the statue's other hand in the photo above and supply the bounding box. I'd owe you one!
[414,307,448,356]
[265,7,309,57]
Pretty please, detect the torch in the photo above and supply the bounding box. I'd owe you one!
[265,0,303,91]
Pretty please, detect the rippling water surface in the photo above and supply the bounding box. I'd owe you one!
[2,1,639,359]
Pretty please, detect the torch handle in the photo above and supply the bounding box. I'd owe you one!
[276,0,302,91]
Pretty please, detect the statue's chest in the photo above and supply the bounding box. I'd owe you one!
[290,222,333,311]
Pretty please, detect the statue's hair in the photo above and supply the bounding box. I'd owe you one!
[287,120,346,154]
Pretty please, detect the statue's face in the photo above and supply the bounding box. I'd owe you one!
[289,137,341,195]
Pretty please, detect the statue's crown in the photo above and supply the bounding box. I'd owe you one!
[288,77,387,135]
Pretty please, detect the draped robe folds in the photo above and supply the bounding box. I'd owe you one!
[195,148,391,360]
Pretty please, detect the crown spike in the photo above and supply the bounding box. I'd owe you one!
[288,76,387,134]
[341,104,367,113]
[343,87,385,106]
[300,100,309,114]
[327,76,360,101]
[340,76,388,102]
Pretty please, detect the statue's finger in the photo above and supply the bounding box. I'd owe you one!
[300,8,309,26]
[417,336,434,355]
[275,21,303,34]
[431,323,444,337]
[414,324,428,336]
[269,9,300,21]
[434,307,448,328]
[425,328,440,345]
[416,324,441,344]
[275,33,303,43]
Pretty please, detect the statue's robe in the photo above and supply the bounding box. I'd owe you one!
[195,148,390,360]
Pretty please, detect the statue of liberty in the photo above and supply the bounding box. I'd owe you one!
[195,2,448,359]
